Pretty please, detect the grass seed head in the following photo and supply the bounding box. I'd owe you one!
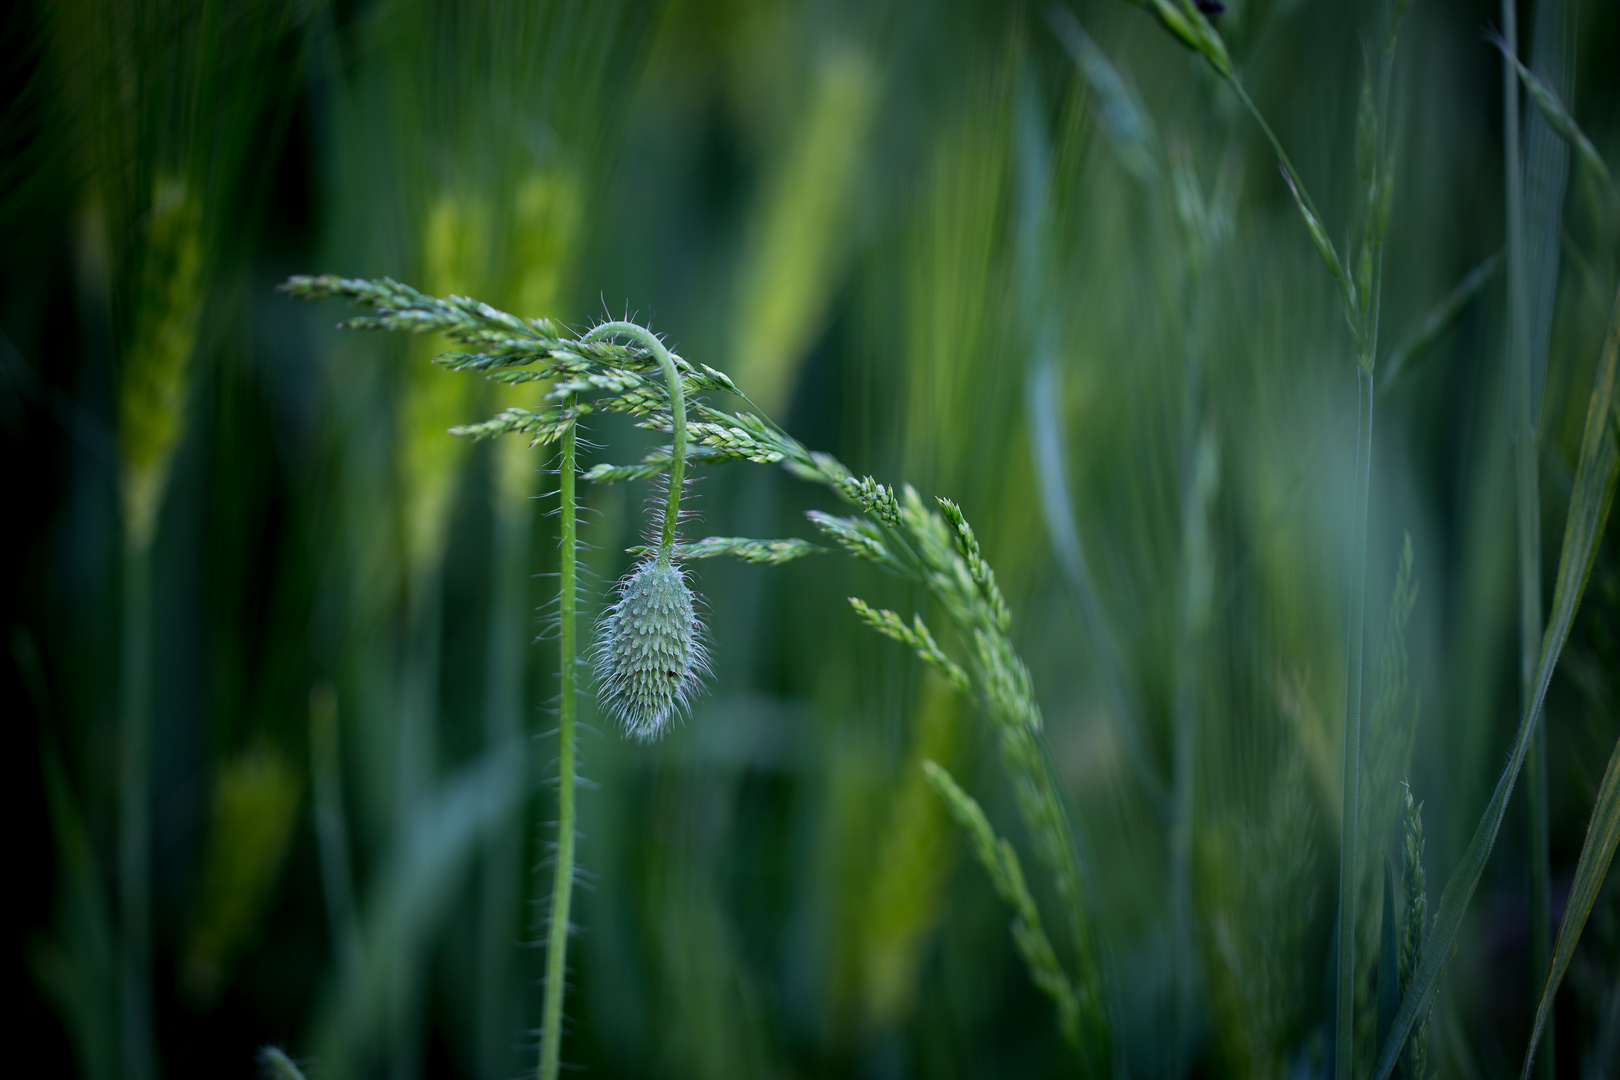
[594,556,709,740]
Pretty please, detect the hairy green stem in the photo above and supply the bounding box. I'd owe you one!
[539,398,579,1080]
[584,321,687,557]
[1501,5,1553,1071]
[119,530,155,1080]
[1337,366,1375,1080]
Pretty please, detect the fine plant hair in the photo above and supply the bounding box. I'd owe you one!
[281,275,1110,1072]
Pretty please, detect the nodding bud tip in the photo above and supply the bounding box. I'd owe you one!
[593,557,709,740]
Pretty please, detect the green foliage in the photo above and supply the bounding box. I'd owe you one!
[14,2,1620,1078]
[1196,750,1319,1080]
[1376,281,1620,1080]
[182,747,303,1003]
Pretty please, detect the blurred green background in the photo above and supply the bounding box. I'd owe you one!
[5,0,1620,1076]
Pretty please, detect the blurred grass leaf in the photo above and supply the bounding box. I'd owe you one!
[1520,734,1620,1079]
[1375,282,1620,1080]
[733,48,878,413]
[29,749,118,1080]
[319,744,525,1068]
[1487,32,1612,189]
[1379,251,1503,397]
[183,746,303,1004]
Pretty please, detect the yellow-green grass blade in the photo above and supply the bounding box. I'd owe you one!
[1519,736,1620,1079]
[1373,282,1620,1080]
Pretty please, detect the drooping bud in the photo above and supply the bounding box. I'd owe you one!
[594,556,709,740]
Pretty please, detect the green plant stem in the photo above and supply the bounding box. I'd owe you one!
[1337,365,1375,1080]
[309,684,358,971]
[1171,272,1209,1080]
[119,529,155,1080]
[1225,80,1324,236]
[584,321,686,557]
[539,398,579,1080]
[1501,7,1554,1070]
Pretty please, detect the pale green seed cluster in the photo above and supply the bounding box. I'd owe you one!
[594,557,708,740]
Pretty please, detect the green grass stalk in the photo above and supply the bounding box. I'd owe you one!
[539,394,579,1080]
[1337,365,1374,1080]
[118,531,154,1080]
[1501,6,1554,1070]
[1114,12,1398,1066]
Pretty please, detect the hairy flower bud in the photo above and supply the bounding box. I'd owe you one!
[594,557,708,740]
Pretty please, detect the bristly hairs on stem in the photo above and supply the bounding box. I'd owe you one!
[582,321,711,740]
[539,393,580,1080]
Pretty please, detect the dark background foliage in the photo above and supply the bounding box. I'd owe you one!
[4,0,1619,1076]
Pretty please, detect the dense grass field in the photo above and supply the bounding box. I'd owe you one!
[5,1,1620,1077]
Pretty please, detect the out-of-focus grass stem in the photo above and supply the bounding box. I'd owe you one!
[1337,363,1374,1080]
[479,453,534,1080]
[1500,6,1554,1069]
[539,396,579,1080]
[310,685,359,969]
[118,529,154,1080]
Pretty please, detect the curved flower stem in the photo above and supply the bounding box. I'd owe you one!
[539,396,579,1080]
[584,321,688,559]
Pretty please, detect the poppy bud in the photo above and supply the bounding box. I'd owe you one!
[594,556,709,740]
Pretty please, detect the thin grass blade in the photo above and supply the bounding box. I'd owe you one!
[1486,33,1612,189]
[1373,282,1620,1080]
[1045,6,1160,185]
[1519,736,1620,1079]
[1378,251,1502,397]
[1379,864,1398,1048]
